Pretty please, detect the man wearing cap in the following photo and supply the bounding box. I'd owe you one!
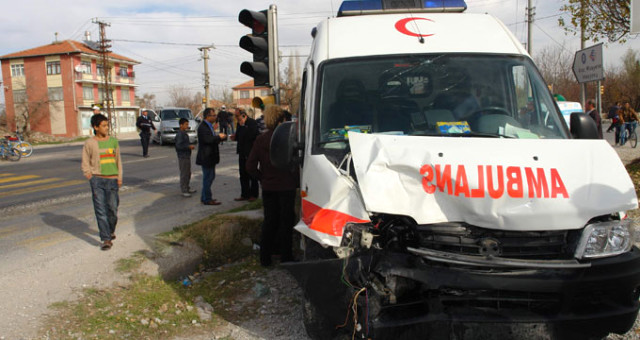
[136,109,156,158]
[92,105,101,115]
[217,105,230,137]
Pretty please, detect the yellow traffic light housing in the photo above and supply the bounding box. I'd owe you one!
[252,95,275,110]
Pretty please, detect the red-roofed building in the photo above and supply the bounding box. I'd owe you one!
[0,39,140,137]
[232,80,271,117]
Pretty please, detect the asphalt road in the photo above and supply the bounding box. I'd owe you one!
[0,136,247,338]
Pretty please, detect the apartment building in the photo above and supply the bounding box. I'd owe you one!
[0,39,140,137]
[232,80,271,117]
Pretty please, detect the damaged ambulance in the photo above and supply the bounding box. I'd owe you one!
[270,0,640,339]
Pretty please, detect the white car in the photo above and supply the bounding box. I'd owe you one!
[150,107,197,145]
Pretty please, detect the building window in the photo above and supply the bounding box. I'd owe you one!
[96,64,104,76]
[240,91,250,99]
[81,61,92,74]
[10,64,24,77]
[98,88,105,101]
[121,88,130,102]
[118,67,129,77]
[13,89,27,103]
[46,61,61,75]
[48,87,64,101]
[83,87,94,100]
[261,89,270,96]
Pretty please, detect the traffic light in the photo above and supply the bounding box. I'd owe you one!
[239,8,275,86]
[600,85,604,95]
[252,95,275,110]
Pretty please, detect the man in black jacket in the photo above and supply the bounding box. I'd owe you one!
[231,108,259,201]
[136,109,156,157]
[196,108,226,205]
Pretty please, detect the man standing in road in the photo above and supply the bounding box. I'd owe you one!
[231,108,259,202]
[586,99,603,139]
[81,114,122,251]
[217,105,230,136]
[136,109,156,158]
[196,108,227,205]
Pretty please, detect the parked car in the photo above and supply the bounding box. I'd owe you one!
[151,107,197,145]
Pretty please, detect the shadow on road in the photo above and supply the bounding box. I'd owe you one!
[40,212,100,246]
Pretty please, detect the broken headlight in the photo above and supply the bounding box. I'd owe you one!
[575,220,634,259]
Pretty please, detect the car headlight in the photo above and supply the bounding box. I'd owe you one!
[575,220,635,259]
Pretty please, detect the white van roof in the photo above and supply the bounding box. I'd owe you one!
[312,13,528,62]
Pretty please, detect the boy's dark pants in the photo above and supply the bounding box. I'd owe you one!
[178,157,191,193]
[90,177,119,241]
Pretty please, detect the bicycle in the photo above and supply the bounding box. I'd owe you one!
[6,130,33,157]
[0,138,21,161]
[620,122,638,148]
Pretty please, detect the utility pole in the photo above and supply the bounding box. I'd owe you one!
[93,18,116,135]
[526,0,535,55]
[198,45,214,110]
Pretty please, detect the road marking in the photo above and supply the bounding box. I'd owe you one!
[0,180,86,198]
[0,178,60,190]
[28,233,77,250]
[0,225,38,237]
[126,156,169,164]
[0,175,39,184]
[0,173,13,177]
[16,230,73,249]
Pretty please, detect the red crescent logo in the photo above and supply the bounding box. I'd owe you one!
[395,17,434,38]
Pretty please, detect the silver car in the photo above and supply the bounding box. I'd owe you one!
[150,107,197,145]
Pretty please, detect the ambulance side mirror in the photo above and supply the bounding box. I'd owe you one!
[570,112,599,139]
[270,121,301,170]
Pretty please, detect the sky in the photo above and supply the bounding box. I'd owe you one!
[0,0,639,106]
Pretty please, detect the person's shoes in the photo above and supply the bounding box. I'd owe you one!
[234,197,248,201]
[182,192,192,197]
[143,155,149,158]
[202,200,221,205]
[111,233,116,240]
[188,188,197,193]
[100,240,112,251]
[247,197,257,202]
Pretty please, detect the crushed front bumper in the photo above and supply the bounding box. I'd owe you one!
[287,247,640,339]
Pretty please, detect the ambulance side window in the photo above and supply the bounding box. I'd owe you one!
[299,70,308,152]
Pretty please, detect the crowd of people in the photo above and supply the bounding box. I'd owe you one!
[606,101,639,146]
[82,104,299,267]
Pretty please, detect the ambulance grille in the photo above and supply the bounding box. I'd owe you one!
[416,224,575,260]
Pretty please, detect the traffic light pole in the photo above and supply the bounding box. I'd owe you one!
[268,5,280,105]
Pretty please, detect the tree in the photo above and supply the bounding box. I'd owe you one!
[137,93,156,110]
[11,80,50,135]
[280,52,302,115]
[533,44,580,101]
[619,49,640,108]
[559,0,631,43]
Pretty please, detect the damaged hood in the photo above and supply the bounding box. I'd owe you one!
[348,132,637,231]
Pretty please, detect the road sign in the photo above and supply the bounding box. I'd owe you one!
[572,43,604,84]
[632,0,640,34]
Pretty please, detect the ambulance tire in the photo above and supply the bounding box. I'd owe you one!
[302,295,350,340]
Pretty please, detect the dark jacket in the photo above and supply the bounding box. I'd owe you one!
[246,130,298,192]
[175,130,191,159]
[136,114,155,134]
[235,117,259,158]
[217,110,230,127]
[196,121,222,167]
[587,109,603,139]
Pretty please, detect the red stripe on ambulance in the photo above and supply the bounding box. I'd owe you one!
[302,199,370,237]
[420,164,569,199]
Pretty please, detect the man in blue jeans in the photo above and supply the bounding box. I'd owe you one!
[195,108,226,205]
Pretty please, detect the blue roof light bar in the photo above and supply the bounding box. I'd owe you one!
[338,0,467,17]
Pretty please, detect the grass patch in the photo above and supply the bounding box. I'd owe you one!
[40,210,266,339]
[227,199,263,213]
[43,275,202,339]
[115,251,147,273]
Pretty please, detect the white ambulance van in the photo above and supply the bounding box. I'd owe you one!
[271,1,640,339]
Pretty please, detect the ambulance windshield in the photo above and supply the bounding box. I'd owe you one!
[316,54,569,149]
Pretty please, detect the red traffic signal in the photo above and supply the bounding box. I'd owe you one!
[239,9,267,34]
[239,8,271,86]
